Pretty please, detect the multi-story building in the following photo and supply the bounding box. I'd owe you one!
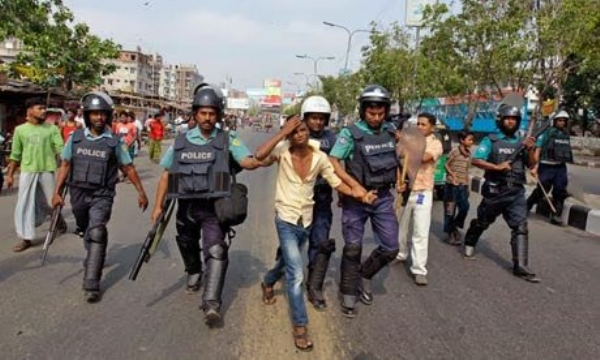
[0,37,25,63]
[101,47,154,96]
[159,64,177,100]
[174,64,204,104]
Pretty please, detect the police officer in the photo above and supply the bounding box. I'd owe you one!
[152,85,262,325]
[329,85,400,317]
[527,110,573,226]
[463,104,540,283]
[52,92,149,302]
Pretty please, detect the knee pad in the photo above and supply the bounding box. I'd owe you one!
[207,244,228,261]
[379,248,399,261]
[88,225,107,244]
[318,238,336,255]
[343,244,361,261]
[512,223,528,236]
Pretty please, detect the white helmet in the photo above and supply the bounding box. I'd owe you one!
[301,96,332,123]
[552,110,570,120]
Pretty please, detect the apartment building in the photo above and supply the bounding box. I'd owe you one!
[0,37,25,63]
[101,47,155,96]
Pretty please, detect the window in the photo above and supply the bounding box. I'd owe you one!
[130,68,135,74]
[131,55,136,61]
[130,80,135,86]
[108,79,113,85]
[116,79,121,83]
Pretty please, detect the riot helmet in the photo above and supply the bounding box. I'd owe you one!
[496,104,522,135]
[81,91,114,127]
[192,87,224,121]
[359,85,391,119]
[301,96,332,124]
[552,110,570,127]
[193,82,226,111]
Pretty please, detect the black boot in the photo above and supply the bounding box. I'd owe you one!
[358,247,398,305]
[339,244,361,318]
[83,241,106,303]
[306,239,334,311]
[511,225,540,283]
[175,236,202,291]
[186,272,202,294]
[201,245,229,326]
[550,198,565,226]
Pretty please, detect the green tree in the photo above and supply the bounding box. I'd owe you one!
[360,22,416,110]
[320,72,364,118]
[14,21,120,90]
[0,0,66,39]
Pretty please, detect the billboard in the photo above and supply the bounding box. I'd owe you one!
[227,98,250,110]
[262,79,282,107]
[406,0,437,27]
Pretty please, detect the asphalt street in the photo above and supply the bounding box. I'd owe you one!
[0,128,599,359]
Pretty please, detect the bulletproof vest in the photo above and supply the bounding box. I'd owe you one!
[541,127,573,163]
[168,130,231,199]
[346,124,398,189]
[484,134,526,185]
[70,129,119,191]
[311,129,337,188]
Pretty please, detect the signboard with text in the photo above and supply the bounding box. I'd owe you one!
[406,0,437,27]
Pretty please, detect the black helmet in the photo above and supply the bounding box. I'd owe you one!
[81,91,114,127]
[495,104,522,132]
[192,87,225,120]
[193,83,226,111]
[359,85,391,119]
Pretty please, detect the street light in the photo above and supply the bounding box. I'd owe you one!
[293,72,311,88]
[295,54,335,88]
[323,21,370,73]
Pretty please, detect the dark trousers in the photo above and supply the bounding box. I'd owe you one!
[175,199,227,275]
[527,163,568,216]
[443,184,470,233]
[308,187,333,266]
[70,187,114,249]
[465,183,527,247]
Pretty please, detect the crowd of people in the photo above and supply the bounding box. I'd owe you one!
[3,81,574,351]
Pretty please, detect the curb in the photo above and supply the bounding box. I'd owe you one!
[573,160,600,168]
[470,177,600,236]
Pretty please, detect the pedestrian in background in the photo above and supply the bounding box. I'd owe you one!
[443,130,475,245]
[147,111,165,164]
[6,97,66,252]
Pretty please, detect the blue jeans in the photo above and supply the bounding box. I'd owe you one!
[264,216,310,326]
[443,184,470,233]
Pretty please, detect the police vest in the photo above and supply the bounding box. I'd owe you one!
[168,130,231,199]
[70,129,119,191]
[541,127,573,163]
[484,134,527,185]
[311,130,337,188]
[346,124,398,189]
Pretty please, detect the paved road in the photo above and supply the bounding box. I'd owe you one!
[567,164,600,196]
[1,129,599,359]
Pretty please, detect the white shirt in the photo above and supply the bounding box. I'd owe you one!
[269,139,342,227]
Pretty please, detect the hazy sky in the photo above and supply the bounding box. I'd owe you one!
[64,0,413,91]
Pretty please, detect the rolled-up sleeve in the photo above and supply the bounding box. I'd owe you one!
[318,153,342,188]
[427,138,443,161]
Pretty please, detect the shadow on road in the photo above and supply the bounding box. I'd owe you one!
[219,248,269,326]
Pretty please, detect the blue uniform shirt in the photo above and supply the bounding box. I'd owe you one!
[62,128,132,166]
[329,120,396,160]
[473,133,523,161]
[160,127,251,169]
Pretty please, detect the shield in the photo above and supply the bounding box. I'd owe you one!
[395,125,426,218]
[567,170,587,204]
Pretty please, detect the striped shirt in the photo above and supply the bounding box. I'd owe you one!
[446,146,471,185]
